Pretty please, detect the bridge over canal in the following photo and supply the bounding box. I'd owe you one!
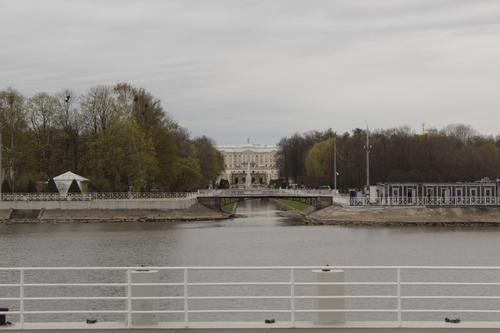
[197,189,334,210]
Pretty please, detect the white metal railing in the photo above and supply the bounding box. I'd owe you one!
[2,266,500,329]
[198,189,333,197]
[349,196,500,207]
[333,195,349,206]
[1,189,332,202]
[0,192,197,202]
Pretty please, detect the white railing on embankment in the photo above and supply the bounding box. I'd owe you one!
[1,189,332,202]
[0,192,197,202]
[349,196,500,207]
[2,266,500,329]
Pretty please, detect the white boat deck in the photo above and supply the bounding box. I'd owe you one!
[4,321,500,332]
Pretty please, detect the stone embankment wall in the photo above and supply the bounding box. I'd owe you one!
[307,205,500,226]
[0,198,196,210]
[0,202,229,223]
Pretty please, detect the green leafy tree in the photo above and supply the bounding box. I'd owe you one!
[193,136,223,188]
[305,138,334,178]
[85,120,158,191]
[0,84,226,193]
[172,158,202,191]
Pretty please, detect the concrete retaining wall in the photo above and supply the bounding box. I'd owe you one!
[0,199,197,210]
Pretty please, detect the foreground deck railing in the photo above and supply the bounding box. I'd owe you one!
[2,266,500,329]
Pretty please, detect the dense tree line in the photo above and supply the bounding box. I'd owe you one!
[278,125,500,191]
[0,84,223,192]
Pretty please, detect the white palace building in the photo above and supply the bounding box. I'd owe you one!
[217,142,279,187]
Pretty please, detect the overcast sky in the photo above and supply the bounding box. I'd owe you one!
[1,0,499,144]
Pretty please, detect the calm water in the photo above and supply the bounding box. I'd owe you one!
[2,200,500,323]
[1,199,500,267]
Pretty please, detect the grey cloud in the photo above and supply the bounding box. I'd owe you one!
[1,0,500,144]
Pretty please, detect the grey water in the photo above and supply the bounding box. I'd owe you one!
[2,199,500,323]
[1,199,500,267]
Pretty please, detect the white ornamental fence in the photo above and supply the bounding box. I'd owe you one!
[0,192,198,202]
[197,189,333,197]
[2,266,500,329]
[349,196,500,207]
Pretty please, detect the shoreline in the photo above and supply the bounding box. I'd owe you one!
[269,198,500,226]
[306,205,500,226]
[5,200,500,226]
[0,203,232,224]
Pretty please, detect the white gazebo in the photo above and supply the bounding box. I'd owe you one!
[53,171,90,195]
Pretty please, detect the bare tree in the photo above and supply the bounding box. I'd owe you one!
[442,124,478,144]
[80,86,117,135]
[0,88,26,190]
[56,89,81,172]
[26,92,59,177]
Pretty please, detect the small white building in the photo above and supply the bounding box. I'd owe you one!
[53,171,89,195]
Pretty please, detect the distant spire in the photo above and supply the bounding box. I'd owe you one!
[247,138,250,144]
[421,123,427,135]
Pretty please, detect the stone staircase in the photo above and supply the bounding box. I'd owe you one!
[8,209,42,222]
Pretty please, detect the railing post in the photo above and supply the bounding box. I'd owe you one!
[396,268,401,327]
[184,268,189,328]
[19,269,24,329]
[290,268,295,327]
[127,269,132,328]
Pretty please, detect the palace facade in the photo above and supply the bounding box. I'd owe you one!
[217,143,279,187]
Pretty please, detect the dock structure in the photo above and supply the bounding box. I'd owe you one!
[3,266,500,331]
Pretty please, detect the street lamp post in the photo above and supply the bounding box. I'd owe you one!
[0,130,2,200]
[363,121,372,191]
[65,95,70,127]
[333,137,337,191]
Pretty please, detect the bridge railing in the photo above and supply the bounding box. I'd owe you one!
[2,266,500,329]
[349,196,500,207]
[0,192,198,202]
[197,188,333,197]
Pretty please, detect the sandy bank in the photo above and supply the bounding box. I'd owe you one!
[1,203,230,223]
[307,205,500,226]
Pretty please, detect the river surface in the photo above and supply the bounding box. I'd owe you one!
[2,199,500,323]
[1,199,500,267]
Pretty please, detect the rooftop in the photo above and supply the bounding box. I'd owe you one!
[217,143,277,153]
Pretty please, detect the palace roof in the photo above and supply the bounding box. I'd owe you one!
[217,143,277,153]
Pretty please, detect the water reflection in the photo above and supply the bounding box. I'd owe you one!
[1,199,500,268]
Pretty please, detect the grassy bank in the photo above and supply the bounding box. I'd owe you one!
[274,199,309,212]
[221,202,236,214]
